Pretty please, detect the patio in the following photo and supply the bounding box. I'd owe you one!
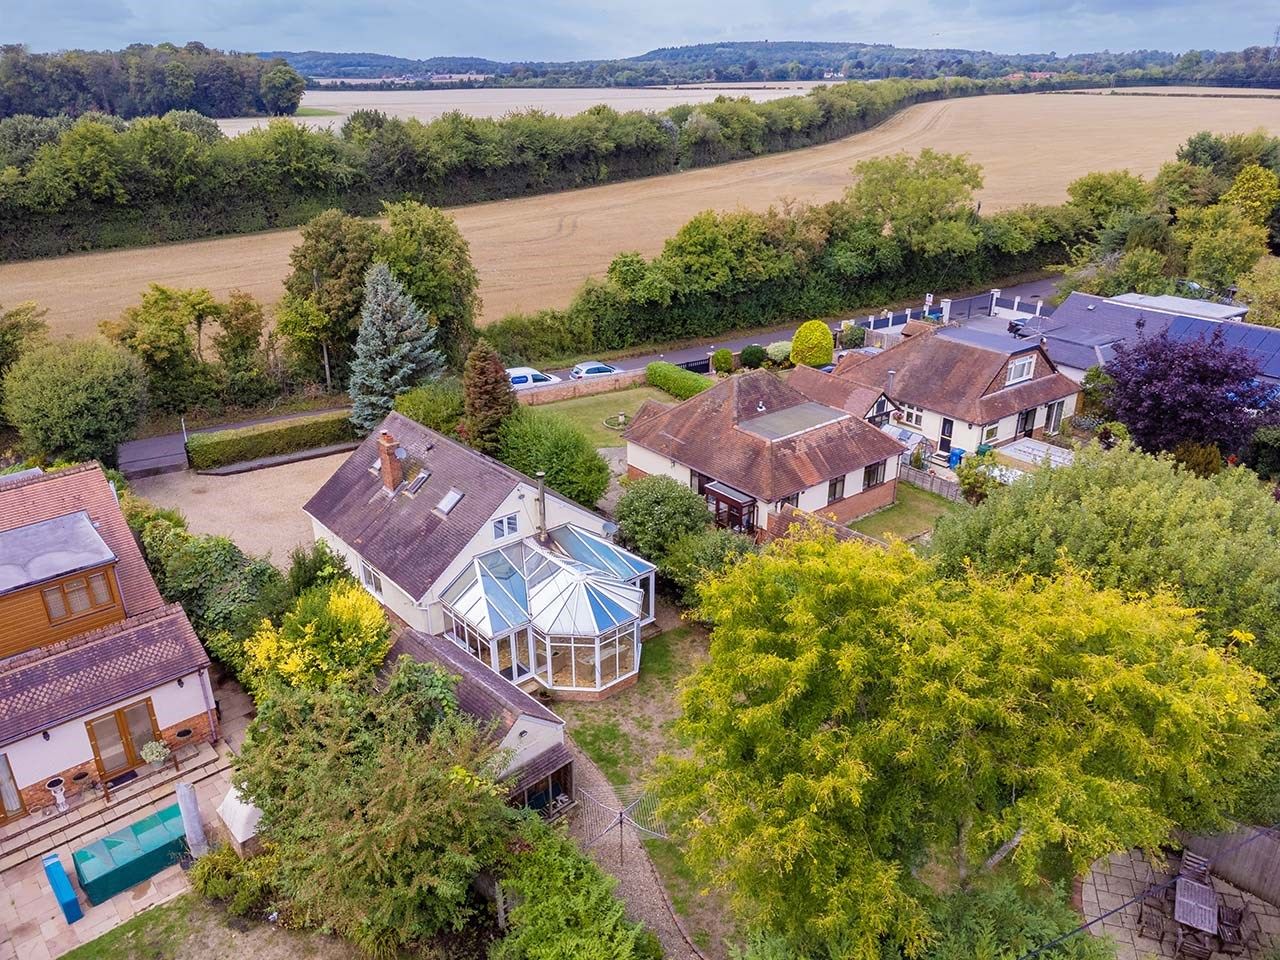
[1083,850,1280,960]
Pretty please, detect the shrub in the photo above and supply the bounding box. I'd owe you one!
[739,344,766,369]
[185,410,358,470]
[1172,440,1223,477]
[765,341,793,365]
[661,528,757,607]
[645,361,712,400]
[955,449,1002,504]
[393,377,464,436]
[615,474,711,561]
[493,818,658,960]
[840,324,867,349]
[243,579,391,694]
[712,348,734,375]
[463,338,517,455]
[2,341,145,464]
[790,320,835,367]
[497,409,611,508]
[1248,426,1280,480]
[191,845,284,919]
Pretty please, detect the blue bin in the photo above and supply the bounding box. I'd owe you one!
[41,852,83,924]
[947,448,966,470]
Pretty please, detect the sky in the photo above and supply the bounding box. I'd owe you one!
[6,0,1276,61]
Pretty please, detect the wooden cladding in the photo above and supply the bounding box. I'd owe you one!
[0,562,124,659]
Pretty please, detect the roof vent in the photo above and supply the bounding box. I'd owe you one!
[887,369,896,393]
[756,400,766,413]
[1086,304,1096,311]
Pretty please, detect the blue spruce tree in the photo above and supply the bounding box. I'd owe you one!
[349,263,444,431]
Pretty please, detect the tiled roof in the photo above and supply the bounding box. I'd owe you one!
[505,741,573,799]
[834,328,1078,426]
[304,413,529,601]
[787,365,889,418]
[623,370,905,503]
[389,628,563,738]
[0,604,210,747]
[0,464,162,616]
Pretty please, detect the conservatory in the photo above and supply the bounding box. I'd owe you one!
[439,525,655,695]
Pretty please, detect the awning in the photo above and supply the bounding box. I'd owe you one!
[704,480,755,506]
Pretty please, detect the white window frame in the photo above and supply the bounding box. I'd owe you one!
[982,423,1000,444]
[901,404,924,428]
[1006,356,1035,385]
[492,513,518,540]
[360,561,383,596]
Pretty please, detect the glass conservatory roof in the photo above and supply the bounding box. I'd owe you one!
[440,525,650,639]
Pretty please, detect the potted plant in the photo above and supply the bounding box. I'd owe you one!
[141,739,171,769]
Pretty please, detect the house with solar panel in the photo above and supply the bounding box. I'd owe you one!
[304,412,657,701]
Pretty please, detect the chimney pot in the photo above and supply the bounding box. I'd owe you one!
[378,431,403,492]
[887,369,896,393]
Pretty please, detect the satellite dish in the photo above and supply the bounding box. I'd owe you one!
[601,521,619,538]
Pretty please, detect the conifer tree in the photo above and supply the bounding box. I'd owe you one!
[462,338,516,454]
[348,264,443,432]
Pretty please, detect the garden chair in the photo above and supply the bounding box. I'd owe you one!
[1179,850,1211,884]
[1174,928,1214,959]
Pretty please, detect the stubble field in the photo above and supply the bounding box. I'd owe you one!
[5,89,1279,341]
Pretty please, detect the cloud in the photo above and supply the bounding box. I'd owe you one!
[7,0,1268,60]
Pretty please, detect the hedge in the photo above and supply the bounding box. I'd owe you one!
[646,361,713,400]
[187,409,358,470]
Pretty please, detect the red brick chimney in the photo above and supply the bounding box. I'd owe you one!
[378,431,402,492]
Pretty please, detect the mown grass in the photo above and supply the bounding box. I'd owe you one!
[851,482,963,541]
[60,896,196,960]
[533,386,670,449]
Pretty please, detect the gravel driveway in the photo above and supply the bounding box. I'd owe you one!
[132,453,349,565]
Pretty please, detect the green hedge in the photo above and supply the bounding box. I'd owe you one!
[646,361,713,400]
[187,409,358,470]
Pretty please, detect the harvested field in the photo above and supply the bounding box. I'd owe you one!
[7,89,1280,341]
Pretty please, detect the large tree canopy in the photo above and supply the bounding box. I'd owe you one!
[845,149,984,257]
[659,531,1265,960]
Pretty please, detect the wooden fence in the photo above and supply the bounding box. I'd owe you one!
[899,464,964,501]
[1183,826,1280,906]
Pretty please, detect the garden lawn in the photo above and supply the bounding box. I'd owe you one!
[533,386,670,449]
[851,482,963,541]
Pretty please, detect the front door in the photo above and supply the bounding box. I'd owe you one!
[939,418,954,454]
[1016,408,1036,438]
[0,753,24,823]
[86,701,157,780]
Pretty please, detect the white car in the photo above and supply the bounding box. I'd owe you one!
[506,367,563,390]
[570,361,622,380]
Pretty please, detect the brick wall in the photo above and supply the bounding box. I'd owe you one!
[626,465,648,481]
[519,368,649,406]
[765,502,888,546]
[820,478,898,523]
[548,670,640,702]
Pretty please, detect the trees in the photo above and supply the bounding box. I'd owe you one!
[378,201,481,368]
[659,532,1264,959]
[212,291,274,406]
[0,300,46,420]
[348,264,445,433]
[615,475,711,561]
[789,320,835,367]
[243,580,391,694]
[2,341,146,463]
[259,64,305,115]
[846,149,983,257]
[394,378,465,436]
[497,410,611,508]
[462,338,517,455]
[1065,170,1151,227]
[1105,328,1274,454]
[1220,163,1280,225]
[1178,203,1268,291]
[661,527,756,607]
[1236,256,1280,327]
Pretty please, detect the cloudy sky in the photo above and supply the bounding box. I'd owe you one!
[6,0,1272,60]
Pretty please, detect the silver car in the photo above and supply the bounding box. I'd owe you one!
[570,361,622,380]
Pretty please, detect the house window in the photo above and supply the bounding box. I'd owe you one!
[42,572,113,624]
[361,561,383,596]
[900,404,924,427]
[827,476,845,504]
[863,460,887,490]
[493,513,518,539]
[1006,356,1035,384]
[690,471,710,495]
[776,493,800,510]
[982,423,999,444]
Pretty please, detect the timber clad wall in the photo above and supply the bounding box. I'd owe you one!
[0,562,123,659]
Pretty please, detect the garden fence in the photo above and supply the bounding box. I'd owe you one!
[900,464,964,502]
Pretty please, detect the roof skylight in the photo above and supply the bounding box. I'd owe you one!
[436,488,465,515]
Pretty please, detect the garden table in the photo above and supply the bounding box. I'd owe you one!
[1174,877,1219,936]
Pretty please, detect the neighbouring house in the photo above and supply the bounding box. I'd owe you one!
[623,369,907,537]
[392,629,574,815]
[304,412,656,700]
[0,465,217,825]
[832,326,1080,462]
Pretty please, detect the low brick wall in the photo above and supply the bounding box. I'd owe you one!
[520,368,649,406]
[767,503,885,545]
[820,478,898,524]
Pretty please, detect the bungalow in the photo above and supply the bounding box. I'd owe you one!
[623,369,907,536]
[304,412,656,699]
[832,326,1080,461]
[0,465,217,824]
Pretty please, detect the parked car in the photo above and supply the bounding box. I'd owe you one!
[570,361,623,380]
[506,367,563,390]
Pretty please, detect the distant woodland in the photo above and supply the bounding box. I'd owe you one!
[0,43,305,118]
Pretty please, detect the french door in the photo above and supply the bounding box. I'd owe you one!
[86,700,158,780]
[0,753,24,823]
[1045,400,1065,435]
[939,418,954,453]
[1016,408,1036,438]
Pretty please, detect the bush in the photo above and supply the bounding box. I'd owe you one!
[661,528,757,607]
[765,341,793,365]
[393,377,464,436]
[1172,440,1223,477]
[1248,426,1280,480]
[955,450,1002,505]
[191,845,283,919]
[790,320,835,367]
[497,409,611,508]
[615,475,711,561]
[645,361,712,400]
[243,579,391,694]
[2,341,146,464]
[739,344,766,369]
[712,348,734,375]
[186,410,358,470]
[840,324,867,349]
[493,818,658,960]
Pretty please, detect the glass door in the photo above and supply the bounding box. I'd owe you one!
[86,700,158,779]
[0,753,24,822]
[1045,400,1065,435]
[939,418,954,453]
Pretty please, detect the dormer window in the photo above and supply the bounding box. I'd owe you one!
[42,572,113,624]
[1006,355,1035,385]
